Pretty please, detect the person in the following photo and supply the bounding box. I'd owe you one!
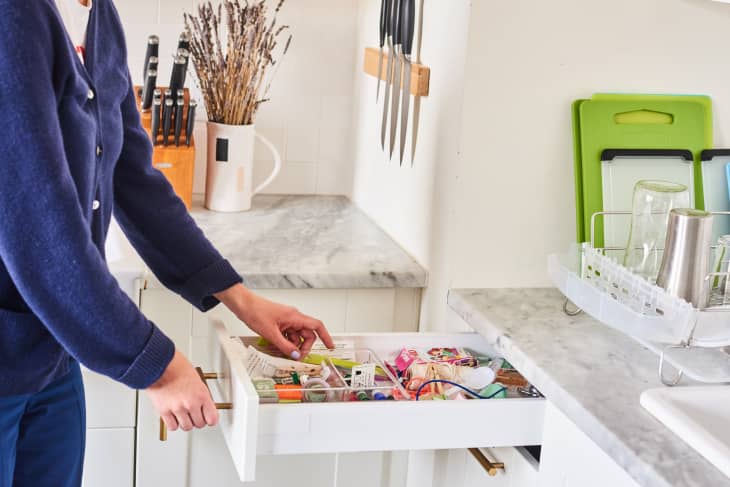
[0,1,334,486]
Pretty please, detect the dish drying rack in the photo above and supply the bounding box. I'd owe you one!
[548,211,730,386]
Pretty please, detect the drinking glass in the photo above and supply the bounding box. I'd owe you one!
[623,180,691,280]
[711,235,730,305]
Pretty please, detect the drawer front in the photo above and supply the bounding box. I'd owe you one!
[208,319,546,482]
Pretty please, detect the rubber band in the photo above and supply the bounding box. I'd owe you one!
[415,379,507,401]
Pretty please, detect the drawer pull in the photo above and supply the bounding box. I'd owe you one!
[468,448,505,476]
[159,367,233,441]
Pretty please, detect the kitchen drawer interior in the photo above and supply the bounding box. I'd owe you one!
[239,335,540,404]
[207,320,547,482]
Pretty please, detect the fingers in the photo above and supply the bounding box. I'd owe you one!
[202,399,219,427]
[161,412,179,432]
[174,409,194,432]
[295,313,335,350]
[268,328,301,359]
[299,329,316,356]
[189,405,207,429]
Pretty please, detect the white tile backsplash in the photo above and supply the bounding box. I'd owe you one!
[120,0,357,196]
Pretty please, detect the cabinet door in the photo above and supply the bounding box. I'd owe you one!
[136,289,194,487]
[539,403,640,487]
[82,429,135,487]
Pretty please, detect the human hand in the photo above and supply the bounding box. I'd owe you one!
[215,283,335,359]
[146,350,219,432]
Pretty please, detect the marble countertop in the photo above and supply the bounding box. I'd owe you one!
[188,194,427,289]
[448,288,729,487]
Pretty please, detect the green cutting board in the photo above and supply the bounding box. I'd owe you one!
[575,93,712,246]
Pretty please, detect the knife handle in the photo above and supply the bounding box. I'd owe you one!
[391,0,402,47]
[186,100,197,147]
[147,55,159,73]
[169,55,187,101]
[177,31,191,52]
[174,98,185,147]
[177,48,190,89]
[151,99,161,145]
[141,69,157,111]
[401,0,415,57]
[142,35,159,87]
[379,0,388,47]
[162,98,173,146]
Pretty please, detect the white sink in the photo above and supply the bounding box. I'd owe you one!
[105,218,146,299]
[641,386,730,478]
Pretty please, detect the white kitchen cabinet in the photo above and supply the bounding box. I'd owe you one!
[81,265,141,487]
[135,286,545,487]
[82,428,135,487]
[538,403,640,487]
[136,286,423,487]
[430,447,539,487]
[82,368,136,429]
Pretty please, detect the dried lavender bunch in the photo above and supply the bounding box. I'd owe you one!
[185,0,292,125]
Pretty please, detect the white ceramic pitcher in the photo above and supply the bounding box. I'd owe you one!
[204,122,282,212]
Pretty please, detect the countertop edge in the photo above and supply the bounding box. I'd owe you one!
[447,288,674,487]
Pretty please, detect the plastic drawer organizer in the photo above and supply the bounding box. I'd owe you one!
[549,212,730,386]
[196,321,546,482]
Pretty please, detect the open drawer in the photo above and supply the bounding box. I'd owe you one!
[206,318,546,482]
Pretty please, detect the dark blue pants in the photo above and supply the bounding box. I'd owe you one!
[0,362,85,487]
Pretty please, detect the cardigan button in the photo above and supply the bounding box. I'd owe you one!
[87,89,95,100]
[92,200,100,211]
[96,146,102,157]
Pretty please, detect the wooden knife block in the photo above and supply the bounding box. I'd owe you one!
[134,86,195,209]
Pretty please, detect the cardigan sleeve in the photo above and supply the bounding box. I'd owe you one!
[112,73,243,312]
[0,2,174,389]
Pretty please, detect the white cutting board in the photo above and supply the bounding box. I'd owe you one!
[601,150,694,249]
[701,150,730,241]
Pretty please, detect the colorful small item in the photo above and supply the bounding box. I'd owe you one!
[355,390,371,401]
[302,378,331,403]
[252,378,278,404]
[351,364,376,388]
[275,384,303,402]
[424,347,479,367]
[395,348,418,372]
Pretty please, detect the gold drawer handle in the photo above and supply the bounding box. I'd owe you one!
[468,448,505,476]
[159,367,233,441]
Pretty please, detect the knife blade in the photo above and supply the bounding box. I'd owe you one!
[380,0,394,150]
[142,35,159,87]
[376,0,390,103]
[162,98,173,146]
[388,0,403,159]
[186,99,197,147]
[399,0,415,165]
[151,98,161,146]
[410,0,424,165]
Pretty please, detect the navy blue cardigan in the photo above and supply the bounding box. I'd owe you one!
[0,0,242,395]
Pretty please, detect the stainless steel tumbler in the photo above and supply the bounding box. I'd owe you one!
[656,209,714,308]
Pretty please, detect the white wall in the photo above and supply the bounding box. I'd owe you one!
[118,0,356,195]
[350,0,472,327]
[450,0,730,297]
[350,0,730,330]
